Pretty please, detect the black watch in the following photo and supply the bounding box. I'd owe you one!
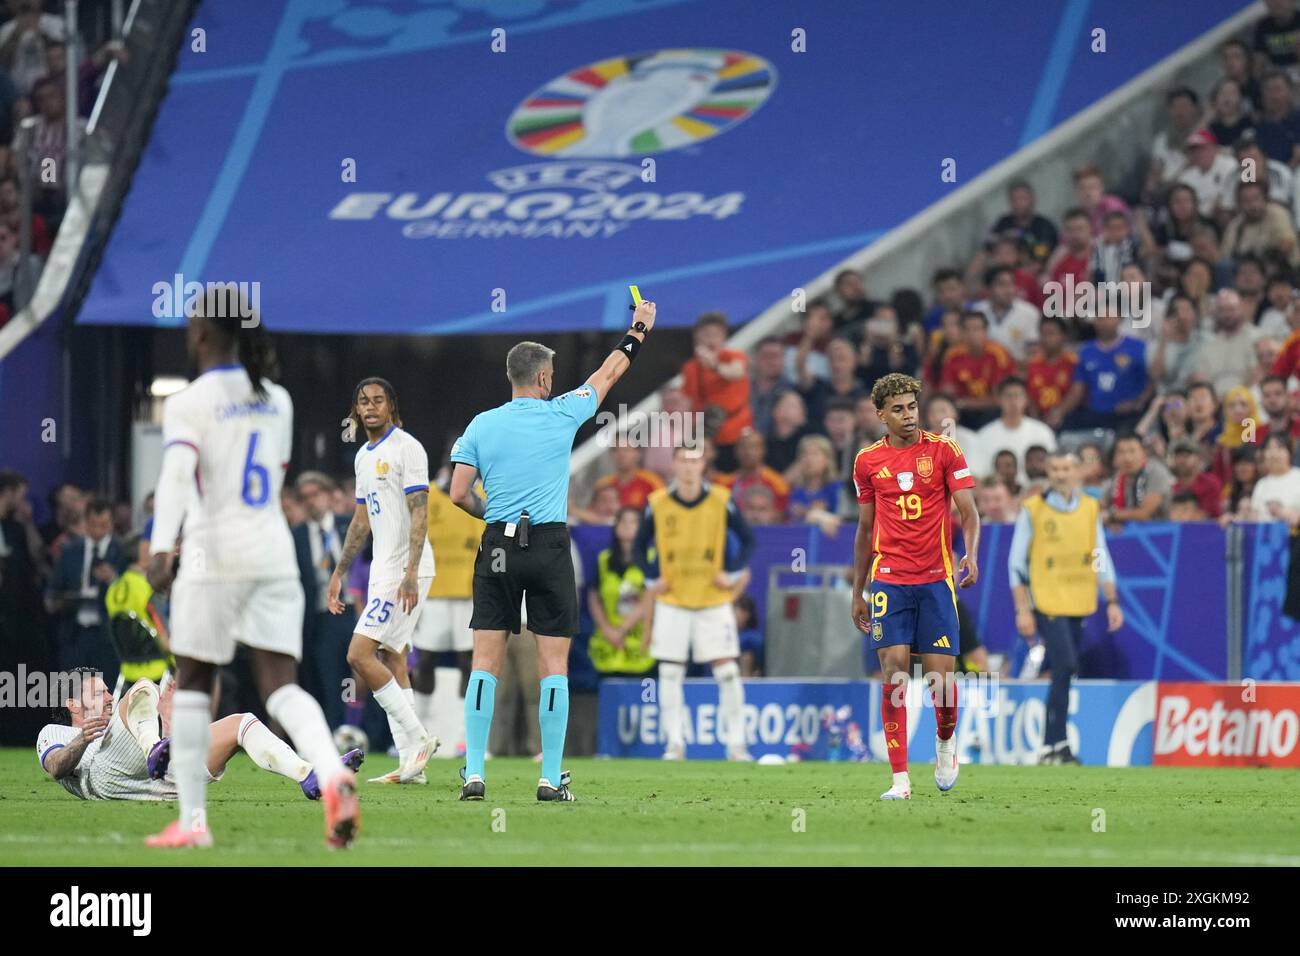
[632,320,648,333]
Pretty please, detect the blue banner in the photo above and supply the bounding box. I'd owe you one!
[75,0,1246,334]
[1242,523,1300,681]
[596,677,1155,766]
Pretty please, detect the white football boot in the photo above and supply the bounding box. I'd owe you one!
[880,771,912,800]
[935,735,959,792]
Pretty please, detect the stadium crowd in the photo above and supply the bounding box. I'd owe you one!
[7,4,1300,748]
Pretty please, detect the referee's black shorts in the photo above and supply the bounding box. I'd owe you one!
[470,521,579,637]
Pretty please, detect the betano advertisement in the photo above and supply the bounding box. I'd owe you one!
[598,679,1300,767]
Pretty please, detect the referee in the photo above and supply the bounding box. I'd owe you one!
[1008,449,1123,766]
[448,300,657,801]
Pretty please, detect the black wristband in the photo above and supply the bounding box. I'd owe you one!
[616,333,642,363]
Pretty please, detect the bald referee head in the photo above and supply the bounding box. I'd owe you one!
[447,299,657,802]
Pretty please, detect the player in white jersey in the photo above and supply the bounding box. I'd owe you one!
[144,289,357,848]
[328,377,439,784]
[38,670,364,802]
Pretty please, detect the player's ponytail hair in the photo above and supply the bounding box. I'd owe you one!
[190,285,278,401]
[348,376,403,438]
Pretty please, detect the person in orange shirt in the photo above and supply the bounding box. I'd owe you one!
[939,311,1016,428]
[681,312,752,471]
[1025,315,1077,418]
[713,429,790,518]
[592,442,665,510]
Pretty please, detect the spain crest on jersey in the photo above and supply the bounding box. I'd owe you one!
[897,471,914,492]
[916,456,933,480]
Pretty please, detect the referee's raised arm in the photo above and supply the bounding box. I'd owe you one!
[585,299,657,405]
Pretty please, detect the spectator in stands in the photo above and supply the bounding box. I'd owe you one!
[786,434,843,536]
[1091,210,1139,286]
[41,481,84,560]
[1225,131,1292,214]
[975,475,1017,523]
[1186,381,1224,448]
[1233,255,1270,326]
[587,506,653,678]
[1207,78,1253,149]
[0,217,41,311]
[1176,129,1236,221]
[1079,441,1109,498]
[940,310,1014,429]
[923,307,964,387]
[1044,206,1094,289]
[720,429,789,521]
[644,387,692,478]
[1221,181,1298,266]
[765,390,813,473]
[593,440,664,511]
[976,265,1039,362]
[1224,445,1261,519]
[1258,273,1296,341]
[1103,434,1172,527]
[25,78,81,225]
[0,468,43,641]
[1050,305,1151,433]
[973,377,1057,483]
[800,335,865,424]
[577,483,621,526]
[1261,374,1300,448]
[1025,315,1075,419]
[832,268,878,331]
[0,175,50,256]
[1194,289,1264,397]
[924,267,970,332]
[1167,257,1218,323]
[992,450,1022,498]
[1222,37,1261,109]
[1169,490,1208,522]
[0,0,64,94]
[1244,432,1300,524]
[44,497,123,685]
[853,394,886,446]
[280,486,305,528]
[983,235,1045,307]
[1149,294,1205,394]
[1169,437,1224,519]
[682,311,751,472]
[1140,389,1191,456]
[1141,184,1211,291]
[734,594,762,677]
[1118,263,1162,345]
[783,300,833,387]
[922,391,980,455]
[76,39,128,118]
[1025,444,1050,487]
[858,306,919,385]
[1073,164,1130,236]
[1213,386,1262,484]
[988,180,1059,266]
[751,335,794,435]
[1254,0,1300,71]
[890,287,928,353]
[1251,69,1300,167]
[1144,88,1201,200]
[737,483,780,526]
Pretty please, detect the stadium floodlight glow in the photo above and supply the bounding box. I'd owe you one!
[149,376,188,398]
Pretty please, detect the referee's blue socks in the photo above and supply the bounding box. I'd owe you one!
[539,675,569,784]
[465,670,497,781]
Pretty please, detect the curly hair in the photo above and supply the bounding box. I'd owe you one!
[870,372,923,410]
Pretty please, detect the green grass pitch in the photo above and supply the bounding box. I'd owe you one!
[3,749,1298,866]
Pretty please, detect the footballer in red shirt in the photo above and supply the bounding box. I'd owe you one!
[852,373,980,801]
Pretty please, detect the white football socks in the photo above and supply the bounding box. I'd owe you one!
[171,689,211,833]
[265,683,344,784]
[714,660,746,751]
[237,713,311,782]
[374,679,426,758]
[658,662,686,751]
[124,682,162,757]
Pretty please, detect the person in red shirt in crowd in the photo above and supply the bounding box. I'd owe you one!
[681,312,752,472]
[1270,325,1300,383]
[849,372,979,801]
[1260,375,1300,445]
[1025,315,1077,418]
[1072,163,1131,236]
[1169,438,1224,518]
[939,311,1015,428]
[1042,209,1094,336]
[592,441,664,510]
[713,429,789,519]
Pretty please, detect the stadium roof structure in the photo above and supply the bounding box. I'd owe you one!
[78,0,1250,335]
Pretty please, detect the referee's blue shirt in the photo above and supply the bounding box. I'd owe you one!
[450,385,599,524]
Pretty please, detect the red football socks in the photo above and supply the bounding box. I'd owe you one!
[881,679,909,772]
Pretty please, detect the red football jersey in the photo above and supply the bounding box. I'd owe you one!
[852,430,976,585]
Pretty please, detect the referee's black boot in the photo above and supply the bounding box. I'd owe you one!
[459,767,485,801]
[537,770,575,802]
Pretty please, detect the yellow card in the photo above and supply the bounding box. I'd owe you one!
[629,285,643,306]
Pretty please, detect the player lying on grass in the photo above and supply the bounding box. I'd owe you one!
[851,373,980,800]
[37,670,363,802]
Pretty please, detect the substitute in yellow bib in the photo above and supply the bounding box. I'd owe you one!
[635,444,755,761]
[587,506,654,676]
[103,544,172,684]
[411,480,485,727]
[1008,450,1123,765]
